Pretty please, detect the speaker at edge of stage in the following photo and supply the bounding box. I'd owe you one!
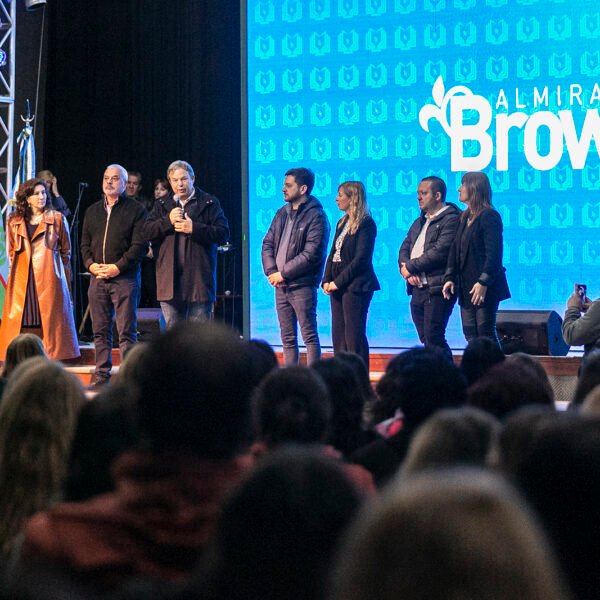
[25,0,47,10]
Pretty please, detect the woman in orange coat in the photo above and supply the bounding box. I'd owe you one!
[0,178,79,360]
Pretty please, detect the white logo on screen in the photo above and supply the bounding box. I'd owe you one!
[419,76,600,172]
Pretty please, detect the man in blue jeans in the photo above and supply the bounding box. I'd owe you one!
[81,164,148,387]
[144,160,230,328]
[262,167,330,365]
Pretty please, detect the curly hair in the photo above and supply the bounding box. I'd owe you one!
[14,178,49,219]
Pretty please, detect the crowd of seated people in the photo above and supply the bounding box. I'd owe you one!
[0,326,597,599]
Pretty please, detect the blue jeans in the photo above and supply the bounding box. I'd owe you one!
[88,275,140,380]
[160,300,213,329]
[275,285,321,365]
[410,287,456,362]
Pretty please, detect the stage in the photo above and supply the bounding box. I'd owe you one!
[67,345,581,408]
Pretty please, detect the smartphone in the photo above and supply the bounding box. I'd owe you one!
[575,283,587,299]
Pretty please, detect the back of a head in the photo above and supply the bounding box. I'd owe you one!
[254,365,331,447]
[336,351,375,402]
[401,407,500,477]
[114,342,151,389]
[65,384,140,502]
[0,357,84,555]
[245,338,279,389]
[311,357,365,454]
[467,361,554,420]
[330,469,570,600]
[505,352,554,403]
[194,448,363,600]
[572,349,600,407]
[497,405,558,475]
[137,321,254,458]
[511,413,600,599]
[460,336,505,386]
[375,348,467,427]
[2,333,46,378]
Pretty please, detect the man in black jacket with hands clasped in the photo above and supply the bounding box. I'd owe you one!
[399,176,460,361]
[81,164,148,387]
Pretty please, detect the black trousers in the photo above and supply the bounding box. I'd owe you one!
[330,289,374,370]
[460,301,501,346]
[410,287,456,362]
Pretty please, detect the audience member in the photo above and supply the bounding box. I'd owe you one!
[311,356,374,456]
[460,336,505,386]
[496,405,558,476]
[20,321,256,592]
[0,332,46,378]
[330,469,571,600]
[63,385,139,502]
[245,338,279,390]
[570,349,600,408]
[467,361,554,420]
[111,341,151,388]
[253,365,331,449]
[509,413,600,599]
[581,385,600,416]
[561,285,600,354]
[505,351,554,403]
[252,366,375,495]
[351,347,467,487]
[0,357,84,559]
[336,350,378,429]
[400,407,499,477]
[179,449,365,600]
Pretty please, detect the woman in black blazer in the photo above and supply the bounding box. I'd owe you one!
[442,172,510,346]
[322,182,380,369]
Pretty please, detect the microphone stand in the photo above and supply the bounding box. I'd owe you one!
[70,183,86,335]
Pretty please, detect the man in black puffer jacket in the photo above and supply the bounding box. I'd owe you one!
[399,176,460,361]
[262,167,330,366]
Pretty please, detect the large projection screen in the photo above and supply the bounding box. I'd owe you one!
[245,0,600,350]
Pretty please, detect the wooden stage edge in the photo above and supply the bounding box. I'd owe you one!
[274,350,582,379]
[65,346,582,390]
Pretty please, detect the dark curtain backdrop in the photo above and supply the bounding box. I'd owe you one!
[41,0,242,329]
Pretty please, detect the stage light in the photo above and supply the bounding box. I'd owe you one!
[25,0,46,10]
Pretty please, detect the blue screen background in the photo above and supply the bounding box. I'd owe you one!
[246,0,600,350]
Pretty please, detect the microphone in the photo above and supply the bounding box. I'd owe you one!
[79,182,89,188]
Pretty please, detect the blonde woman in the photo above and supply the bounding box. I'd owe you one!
[0,357,84,558]
[322,182,380,370]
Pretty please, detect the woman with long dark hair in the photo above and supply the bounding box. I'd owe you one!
[322,181,379,370]
[0,178,79,360]
[442,171,510,346]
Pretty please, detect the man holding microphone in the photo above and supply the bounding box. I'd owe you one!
[143,160,229,327]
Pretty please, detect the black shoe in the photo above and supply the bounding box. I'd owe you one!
[87,377,110,391]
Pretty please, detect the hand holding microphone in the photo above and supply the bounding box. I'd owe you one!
[169,206,184,225]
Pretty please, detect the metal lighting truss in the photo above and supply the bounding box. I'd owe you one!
[0,0,15,209]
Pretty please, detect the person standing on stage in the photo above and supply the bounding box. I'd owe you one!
[322,181,379,370]
[399,176,460,361]
[0,178,79,361]
[262,167,330,365]
[36,170,72,219]
[143,160,229,327]
[442,171,510,347]
[81,164,148,387]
